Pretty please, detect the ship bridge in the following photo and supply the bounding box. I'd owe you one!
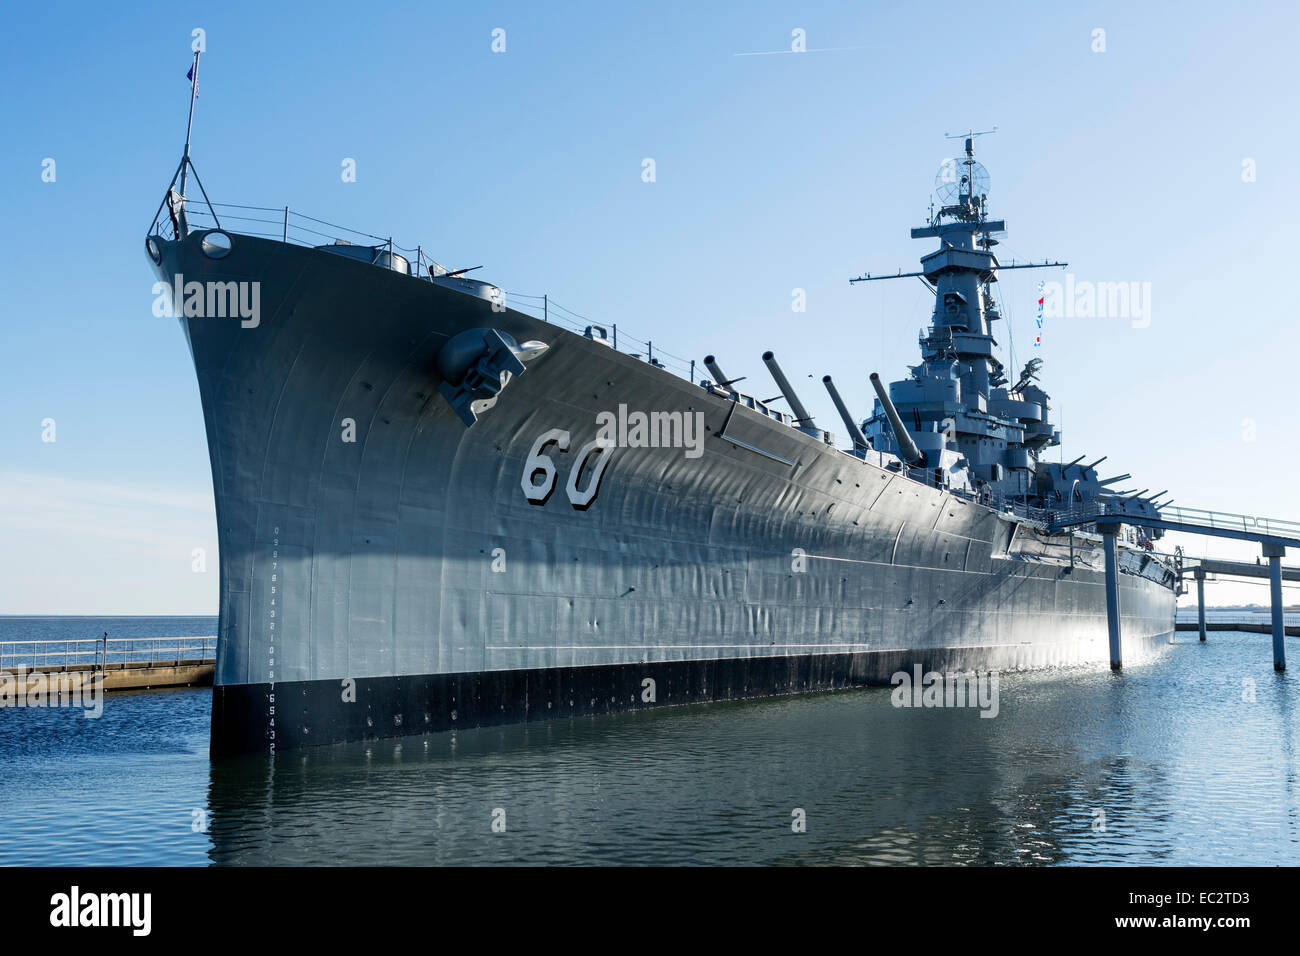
[851,131,1068,505]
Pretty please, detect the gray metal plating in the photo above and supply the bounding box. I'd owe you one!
[146,134,1176,754]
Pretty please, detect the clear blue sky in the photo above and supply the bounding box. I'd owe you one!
[2,0,1297,612]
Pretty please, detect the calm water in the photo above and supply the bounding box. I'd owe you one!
[0,615,1296,865]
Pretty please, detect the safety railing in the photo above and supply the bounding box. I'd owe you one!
[152,198,399,257]
[1174,610,1300,625]
[0,637,217,671]
[1156,506,1300,540]
[150,193,1099,499]
[825,450,1063,526]
[1048,500,1168,529]
[501,293,698,382]
[1049,500,1300,540]
[148,189,704,383]
[947,484,1054,527]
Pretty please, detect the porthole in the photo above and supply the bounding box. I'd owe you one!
[201,230,232,259]
[145,236,162,264]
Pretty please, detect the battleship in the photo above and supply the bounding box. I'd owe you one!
[146,59,1177,756]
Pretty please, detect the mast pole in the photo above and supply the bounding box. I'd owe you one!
[179,49,200,199]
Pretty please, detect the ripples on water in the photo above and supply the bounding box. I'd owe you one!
[0,631,1296,865]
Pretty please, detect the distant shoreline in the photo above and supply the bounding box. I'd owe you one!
[0,614,218,619]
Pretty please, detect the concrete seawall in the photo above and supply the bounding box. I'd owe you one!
[25,660,214,691]
[1175,621,1300,637]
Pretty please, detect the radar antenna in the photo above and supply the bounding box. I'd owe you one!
[932,127,997,218]
[944,127,999,148]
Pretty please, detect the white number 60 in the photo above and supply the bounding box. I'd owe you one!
[565,439,614,510]
[520,429,614,509]
[521,429,569,505]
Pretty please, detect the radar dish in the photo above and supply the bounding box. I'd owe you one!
[934,158,990,206]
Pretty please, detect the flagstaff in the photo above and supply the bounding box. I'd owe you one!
[179,49,200,199]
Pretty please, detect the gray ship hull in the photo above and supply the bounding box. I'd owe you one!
[149,231,1176,756]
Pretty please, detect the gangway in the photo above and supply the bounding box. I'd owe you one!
[1049,503,1300,550]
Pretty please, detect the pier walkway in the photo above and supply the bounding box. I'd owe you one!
[1047,504,1299,671]
[1174,617,1300,638]
[0,637,215,691]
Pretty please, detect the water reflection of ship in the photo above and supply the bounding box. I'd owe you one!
[202,686,1181,866]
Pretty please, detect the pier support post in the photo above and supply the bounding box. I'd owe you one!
[1263,541,1286,671]
[1100,521,1122,669]
[1195,567,1207,642]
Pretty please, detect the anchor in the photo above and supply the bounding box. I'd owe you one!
[435,327,548,427]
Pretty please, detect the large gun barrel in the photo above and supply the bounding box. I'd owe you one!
[703,355,737,389]
[762,351,815,427]
[869,372,926,466]
[822,375,869,450]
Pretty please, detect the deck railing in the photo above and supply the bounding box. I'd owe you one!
[149,194,704,382]
[1174,611,1300,625]
[0,637,217,671]
[1050,500,1300,542]
[149,193,1131,512]
[1155,506,1300,540]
